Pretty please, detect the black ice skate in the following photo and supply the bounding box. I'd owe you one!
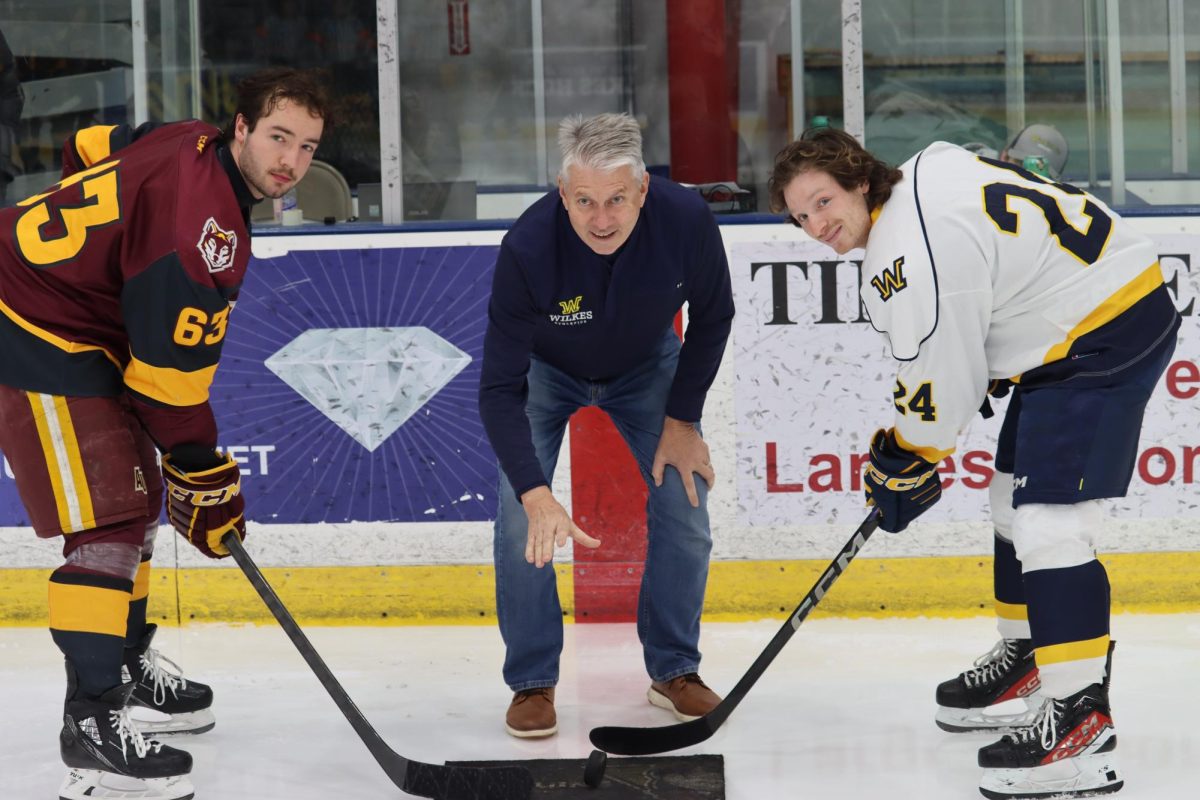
[123,624,215,735]
[936,638,1041,732]
[60,675,194,800]
[977,681,1121,799]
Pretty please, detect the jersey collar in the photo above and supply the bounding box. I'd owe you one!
[216,141,260,212]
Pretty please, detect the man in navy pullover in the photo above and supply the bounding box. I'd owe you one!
[479,113,735,738]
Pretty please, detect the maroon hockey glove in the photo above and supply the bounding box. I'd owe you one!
[863,428,942,533]
[161,451,246,558]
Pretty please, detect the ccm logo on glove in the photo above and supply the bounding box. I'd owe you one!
[161,451,246,558]
[863,463,940,492]
[165,481,240,507]
[862,428,942,533]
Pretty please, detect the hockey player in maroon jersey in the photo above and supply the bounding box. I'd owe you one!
[0,68,330,799]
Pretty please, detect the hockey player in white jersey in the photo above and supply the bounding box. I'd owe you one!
[769,127,1180,799]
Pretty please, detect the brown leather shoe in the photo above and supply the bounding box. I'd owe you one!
[505,687,557,738]
[648,673,721,721]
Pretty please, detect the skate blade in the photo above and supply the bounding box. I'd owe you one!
[59,768,195,800]
[936,700,1041,733]
[980,752,1122,799]
[129,706,215,736]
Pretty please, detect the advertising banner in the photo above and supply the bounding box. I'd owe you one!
[0,245,501,525]
[3,234,1194,533]
[731,235,1199,527]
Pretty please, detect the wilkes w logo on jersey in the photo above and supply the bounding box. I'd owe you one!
[550,295,593,326]
[871,256,909,301]
[196,217,237,273]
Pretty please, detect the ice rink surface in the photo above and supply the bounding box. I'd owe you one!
[2,614,1197,799]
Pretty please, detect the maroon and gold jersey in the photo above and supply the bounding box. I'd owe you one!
[0,121,253,452]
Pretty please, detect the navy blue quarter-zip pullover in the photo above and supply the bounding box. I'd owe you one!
[479,175,735,499]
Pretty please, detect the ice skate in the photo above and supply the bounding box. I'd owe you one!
[936,638,1042,733]
[123,624,215,735]
[60,677,194,800]
[977,681,1121,799]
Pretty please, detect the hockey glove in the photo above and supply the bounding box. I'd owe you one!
[863,428,942,533]
[161,451,245,558]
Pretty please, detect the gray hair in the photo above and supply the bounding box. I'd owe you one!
[558,112,646,182]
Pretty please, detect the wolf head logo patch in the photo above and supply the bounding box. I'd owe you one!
[196,217,238,273]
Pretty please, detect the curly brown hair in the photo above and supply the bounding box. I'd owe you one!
[221,67,334,141]
[768,128,903,226]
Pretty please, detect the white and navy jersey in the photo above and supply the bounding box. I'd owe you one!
[861,141,1168,462]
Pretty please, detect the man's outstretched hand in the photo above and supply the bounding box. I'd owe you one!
[520,486,601,568]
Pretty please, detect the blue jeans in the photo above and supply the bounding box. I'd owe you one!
[493,330,713,691]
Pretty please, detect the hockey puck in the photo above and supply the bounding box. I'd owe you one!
[583,749,607,788]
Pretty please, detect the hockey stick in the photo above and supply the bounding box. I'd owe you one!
[588,509,880,756]
[224,533,534,800]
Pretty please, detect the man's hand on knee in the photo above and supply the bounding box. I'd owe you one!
[520,486,600,568]
[652,416,714,508]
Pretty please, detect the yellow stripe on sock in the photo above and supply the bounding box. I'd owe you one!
[48,581,131,637]
[133,562,151,602]
[1035,634,1111,666]
[995,600,1028,621]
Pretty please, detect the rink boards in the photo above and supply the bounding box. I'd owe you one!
[1,218,1197,624]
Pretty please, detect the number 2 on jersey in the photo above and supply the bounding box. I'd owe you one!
[14,161,122,268]
[980,158,1112,265]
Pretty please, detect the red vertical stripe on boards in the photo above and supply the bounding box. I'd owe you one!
[571,312,686,622]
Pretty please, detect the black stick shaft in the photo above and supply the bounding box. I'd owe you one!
[224,534,410,779]
[589,510,879,755]
[713,509,879,724]
[223,534,534,799]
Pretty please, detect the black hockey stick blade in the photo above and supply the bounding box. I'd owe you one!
[224,534,534,800]
[589,510,880,756]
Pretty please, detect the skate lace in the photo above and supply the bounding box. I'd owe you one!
[110,705,165,760]
[963,639,1017,688]
[1008,697,1063,750]
[139,648,189,706]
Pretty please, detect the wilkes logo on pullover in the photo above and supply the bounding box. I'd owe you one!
[550,295,592,325]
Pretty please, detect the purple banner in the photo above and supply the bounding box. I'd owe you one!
[0,245,502,525]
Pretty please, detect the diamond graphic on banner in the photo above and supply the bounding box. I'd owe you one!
[265,327,471,452]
